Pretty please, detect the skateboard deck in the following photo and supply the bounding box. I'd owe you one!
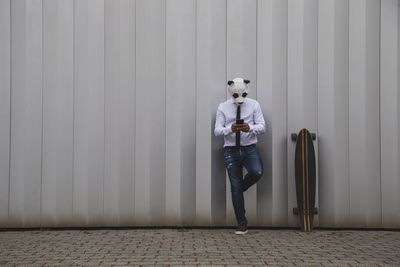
[293,129,316,232]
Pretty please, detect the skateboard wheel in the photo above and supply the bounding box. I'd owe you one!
[311,133,316,140]
[293,207,298,215]
[291,133,298,142]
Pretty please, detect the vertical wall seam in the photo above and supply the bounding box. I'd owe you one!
[134,0,137,222]
[40,0,44,227]
[224,0,228,225]
[133,0,136,223]
[379,0,382,226]
[103,0,106,224]
[255,0,258,101]
[347,0,351,219]
[225,0,228,96]
[72,0,75,222]
[255,0,258,219]
[195,0,198,224]
[194,0,198,222]
[286,0,289,225]
[164,0,167,223]
[8,0,12,221]
[397,0,400,225]
[315,0,319,222]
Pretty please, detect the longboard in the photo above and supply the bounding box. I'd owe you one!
[292,129,316,232]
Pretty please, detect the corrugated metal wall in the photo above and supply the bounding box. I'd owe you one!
[0,0,399,228]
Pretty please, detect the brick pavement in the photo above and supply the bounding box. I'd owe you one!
[0,228,399,266]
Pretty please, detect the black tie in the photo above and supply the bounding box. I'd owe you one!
[236,105,241,147]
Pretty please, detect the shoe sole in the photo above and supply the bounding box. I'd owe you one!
[235,230,248,235]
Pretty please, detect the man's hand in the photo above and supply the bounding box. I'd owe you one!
[241,123,250,132]
[231,123,241,133]
[231,123,250,133]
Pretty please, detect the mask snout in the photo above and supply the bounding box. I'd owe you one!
[236,98,244,105]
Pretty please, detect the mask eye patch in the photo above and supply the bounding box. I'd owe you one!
[232,93,239,98]
[242,92,248,97]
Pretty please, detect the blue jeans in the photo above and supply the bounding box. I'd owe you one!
[223,144,263,227]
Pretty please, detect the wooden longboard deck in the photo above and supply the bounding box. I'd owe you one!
[294,129,316,232]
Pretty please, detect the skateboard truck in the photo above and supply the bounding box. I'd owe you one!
[293,207,318,215]
[291,133,316,141]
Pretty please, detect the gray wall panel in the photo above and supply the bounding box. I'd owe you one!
[2,0,400,228]
[42,0,74,227]
[0,0,10,227]
[195,0,227,226]
[381,0,400,228]
[104,0,135,226]
[349,0,381,227]
[257,0,288,226]
[318,0,335,227]
[318,0,350,227]
[9,0,43,227]
[135,0,166,226]
[332,0,350,227]
[166,0,196,226]
[256,0,273,226]
[73,0,105,226]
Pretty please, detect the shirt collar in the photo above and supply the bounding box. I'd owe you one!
[228,97,247,106]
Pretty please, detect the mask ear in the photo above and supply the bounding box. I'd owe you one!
[243,79,250,84]
[227,80,234,86]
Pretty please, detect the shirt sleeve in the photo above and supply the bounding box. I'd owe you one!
[249,101,266,135]
[214,105,233,136]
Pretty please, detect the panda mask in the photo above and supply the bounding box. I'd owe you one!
[227,77,250,105]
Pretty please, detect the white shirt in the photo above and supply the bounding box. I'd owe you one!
[214,98,266,147]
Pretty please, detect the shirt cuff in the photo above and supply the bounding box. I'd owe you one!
[225,126,233,135]
[249,124,254,133]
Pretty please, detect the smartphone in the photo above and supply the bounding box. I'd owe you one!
[236,119,244,124]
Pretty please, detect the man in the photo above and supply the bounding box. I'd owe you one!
[214,77,266,235]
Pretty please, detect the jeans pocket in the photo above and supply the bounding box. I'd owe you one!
[246,144,256,153]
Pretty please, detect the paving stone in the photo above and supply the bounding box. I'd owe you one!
[0,229,399,266]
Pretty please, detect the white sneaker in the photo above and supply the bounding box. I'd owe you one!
[235,225,248,235]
